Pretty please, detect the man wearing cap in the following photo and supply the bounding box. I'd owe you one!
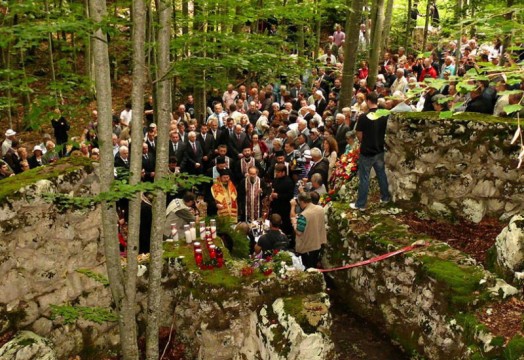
[211,169,238,222]
[2,129,17,157]
[292,191,327,269]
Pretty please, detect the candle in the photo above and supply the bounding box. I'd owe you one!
[199,221,206,238]
[170,224,179,242]
[190,222,197,242]
[193,242,201,251]
[216,247,224,268]
[210,219,217,239]
[184,224,192,244]
[194,249,203,267]
[209,245,216,259]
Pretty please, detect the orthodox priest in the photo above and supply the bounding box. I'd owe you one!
[238,166,269,222]
[211,169,238,222]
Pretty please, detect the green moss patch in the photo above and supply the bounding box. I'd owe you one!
[505,335,524,360]
[0,156,94,202]
[421,256,485,309]
[395,111,519,126]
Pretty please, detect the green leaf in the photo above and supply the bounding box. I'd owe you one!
[497,90,524,96]
[503,104,523,115]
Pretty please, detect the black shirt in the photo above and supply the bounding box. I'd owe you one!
[356,108,388,157]
[257,229,289,255]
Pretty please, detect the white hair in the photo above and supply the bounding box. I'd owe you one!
[310,147,322,159]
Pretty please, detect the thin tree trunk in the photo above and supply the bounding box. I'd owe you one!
[422,0,431,52]
[6,42,13,129]
[381,0,394,57]
[500,0,514,66]
[368,0,378,59]
[339,0,364,110]
[118,0,149,358]
[45,0,60,105]
[367,0,385,90]
[85,0,93,89]
[19,48,31,109]
[88,0,129,358]
[145,0,172,358]
[297,0,305,56]
[315,0,322,59]
[404,0,412,51]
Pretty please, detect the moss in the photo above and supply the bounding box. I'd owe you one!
[282,296,317,334]
[455,314,489,344]
[490,336,505,347]
[0,157,94,202]
[504,335,524,360]
[420,256,485,309]
[270,324,291,357]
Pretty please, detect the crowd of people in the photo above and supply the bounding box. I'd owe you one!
[1,25,523,268]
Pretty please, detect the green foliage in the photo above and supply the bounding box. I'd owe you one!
[50,304,118,324]
[44,172,211,210]
[504,104,523,116]
[504,335,524,360]
[76,269,110,286]
[420,256,485,309]
[216,217,250,259]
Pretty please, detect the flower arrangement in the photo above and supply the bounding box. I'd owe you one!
[241,250,293,278]
[321,147,360,206]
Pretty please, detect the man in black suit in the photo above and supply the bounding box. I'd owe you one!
[219,117,236,147]
[185,131,204,175]
[145,126,157,156]
[334,113,349,156]
[228,124,250,160]
[197,123,214,170]
[208,118,222,146]
[306,147,329,189]
[168,131,186,171]
[141,142,155,182]
[114,145,130,179]
[313,90,328,115]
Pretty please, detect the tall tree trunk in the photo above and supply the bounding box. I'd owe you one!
[118,0,149,358]
[339,0,365,110]
[422,0,431,52]
[367,0,385,90]
[85,0,94,92]
[314,0,322,59]
[145,0,172,358]
[297,0,305,56]
[404,0,412,51]
[88,0,129,359]
[193,0,206,123]
[368,0,378,59]
[381,0,394,57]
[500,0,515,66]
[45,0,60,105]
[6,43,13,129]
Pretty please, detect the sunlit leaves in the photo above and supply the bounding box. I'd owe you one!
[504,104,523,115]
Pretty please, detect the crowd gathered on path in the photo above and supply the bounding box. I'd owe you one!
[2,25,523,268]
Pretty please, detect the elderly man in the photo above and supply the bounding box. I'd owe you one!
[238,166,269,222]
[164,192,197,239]
[2,129,17,157]
[334,113,349,156]
[292,191,327,269]
[211,169,238,222]
[185,131,204,175]
[390,68,408,94]
[228,124,250,159]
[207,103,228,128]
[307,147,329,189]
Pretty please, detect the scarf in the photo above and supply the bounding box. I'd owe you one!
[245,176,261,222]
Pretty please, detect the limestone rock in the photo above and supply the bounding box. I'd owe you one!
[462,199,486,223]
[495,215,524,275]
[0,331,57,360]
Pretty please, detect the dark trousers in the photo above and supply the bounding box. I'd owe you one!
[299,249,321,269]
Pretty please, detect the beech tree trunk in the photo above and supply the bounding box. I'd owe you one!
[381,0,394,57]
[88,0,132,359]
[145,0,172,358]
[422,0,431,52]
[367,0,385,90]
[404,0,412,50]
[119,0,148,357]
[339,0,365,110]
